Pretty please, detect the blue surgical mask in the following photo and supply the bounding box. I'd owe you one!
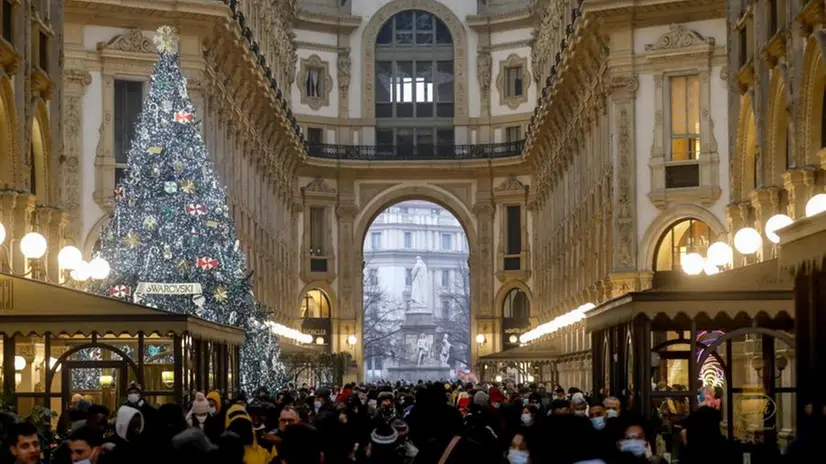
[619,439,647,457]
[606,409,619,418]
[520,413,533,426]
[591,415,606,430]
[209,407,216,415]
[75,460,92,464]
[314,400,322,410]
[507,449,529,464]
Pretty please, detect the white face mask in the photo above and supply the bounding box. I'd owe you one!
[368,399,377,408]
[314,400,322,410]
[574,409,587,417]
[507,449,529,464]
[209,407,216,415]
[619,439,647,457]
[590,416,606,430]
[127,393,140,404]
[520,413,533,426]
[606,409,619,418]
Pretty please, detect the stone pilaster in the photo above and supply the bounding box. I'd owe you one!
[783,167,818,219]
[609,74,638,273]
[0,191,37,275]
[62,69,92,241]
[471,202,494,317]
[749,187,781,259]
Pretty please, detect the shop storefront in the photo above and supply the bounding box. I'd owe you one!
[586,261,795,455]
[0,272,243,417]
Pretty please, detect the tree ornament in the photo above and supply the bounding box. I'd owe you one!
[163,244,173,260]
[196,257,219,270]
[164,181,178,194]
[125,232,141,248]
[176,258,190,271]
[185,204,206,216]
[173,160,185,173]
[214,286,229,303]
[143,216,158,230]
[187,228,200,245]
[228,311,238,325]
[180,179,196,194]
[114,186,125,199]
[153,25,179,54]
[163,206,174,220]
[174,111,194,124]
[108,285,131,298]
[206,220,218,228]
[151,164,161,178]
[147,146,164,155]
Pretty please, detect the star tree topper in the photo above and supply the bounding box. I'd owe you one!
[153,25,179,54]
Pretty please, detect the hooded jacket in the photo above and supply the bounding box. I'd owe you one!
[116,405,144,441]
[225,404,277,464]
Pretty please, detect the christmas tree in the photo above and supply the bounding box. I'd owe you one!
[94,26,285,392]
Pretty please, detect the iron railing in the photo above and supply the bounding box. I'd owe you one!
[305,140,525,161]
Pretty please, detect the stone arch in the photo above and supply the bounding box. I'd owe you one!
[767,70,789,185]
[0,75,18,188]
[735,94,757,199]
[638,204,727,271]
[31,98,51,204]
[801,33,826,165]
[297,281,337,318]
[84,214,111,258]
[361,0,468,123]
[493,280,533,318]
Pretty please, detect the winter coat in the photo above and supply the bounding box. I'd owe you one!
[225,404,277,464]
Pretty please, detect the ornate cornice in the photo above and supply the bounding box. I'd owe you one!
[97,29,154,53]
[303,177,336,194]
[63,69,92,87]
[644,24,714,52]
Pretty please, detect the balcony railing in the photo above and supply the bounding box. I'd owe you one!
[305,140,524,161]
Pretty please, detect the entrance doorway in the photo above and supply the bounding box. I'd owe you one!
[61,361,129,414]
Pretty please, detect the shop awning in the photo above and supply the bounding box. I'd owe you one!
[479,341,559,363]
[777,212,826,272]
[585,260,794,332]
[0,272,244,344]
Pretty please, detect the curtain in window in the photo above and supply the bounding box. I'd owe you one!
[307,69,321,98]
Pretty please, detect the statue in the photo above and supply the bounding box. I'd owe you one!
[439,334,451,367]
[410,256,429,307]
[416,333,429,366]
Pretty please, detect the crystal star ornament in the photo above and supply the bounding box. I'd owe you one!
[153,25,179,54]
[124,232,141,248]
[180,179,196,194]
[214,286,229,303]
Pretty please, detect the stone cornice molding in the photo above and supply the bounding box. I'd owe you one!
[644,24,715,52]
[361,0,469,123]
[63,69,92,88]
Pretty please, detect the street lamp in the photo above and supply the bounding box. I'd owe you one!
[805,193,826,217]
[475,333,486,345]
[733,227,762,255]
[347,335,358,346]
[19,232,47,259]
[765,214,793,244]
[681,252,705,275]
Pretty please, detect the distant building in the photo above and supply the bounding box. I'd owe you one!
[363,200,469,381]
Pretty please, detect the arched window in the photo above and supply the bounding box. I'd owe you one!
[503,288,529,320]
[374,10,454,157]
[300,289,331,318]
[653,218,711,271]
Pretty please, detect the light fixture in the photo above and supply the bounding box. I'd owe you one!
[706,242,733,267]
[57,246,83,270]
[681,252,705,275]
[765,214,793,244]
[315,336,325,345]
[49,357,61,373]
[88,257,111,280]
[495,375,503,382]
[70,261,90,282]
[805,193,826,217]
[99,374,114,387]
[733,227,762,255]
[14,356,27,371]
[19,232,47,259]
[475,333,486,345]
[15,372,22,386]
[703,262,720,275]
[161,371,174,387]
[0,222,5,247]
[527,375,535,382]
[508,335,518,343]
[347,335,358,346]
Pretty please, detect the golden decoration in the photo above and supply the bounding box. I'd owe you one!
[177,258,190,271]
[181,179,196,194]
[125,232,141,248]
[214,286,229,303]
[153,25,179,54]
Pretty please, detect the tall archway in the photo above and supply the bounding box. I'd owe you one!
[31,99,51,203]
[300,287,333,352]
[768,72,790,184]
[801,34,826,165]
[361,199,470,381]
[737,97,758,198]
[0,76,16,187]
[653,218,712,272]
[362,0,468,125]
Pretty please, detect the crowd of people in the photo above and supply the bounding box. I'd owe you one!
[0,380,823,464]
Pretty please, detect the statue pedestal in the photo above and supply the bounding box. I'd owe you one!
[386,304,452,381]
[386,364,452,383]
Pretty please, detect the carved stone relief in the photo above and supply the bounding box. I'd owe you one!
[337,47,351,118]
[97,29,154,53]
[644,24,715,52]
[615,107,634,271]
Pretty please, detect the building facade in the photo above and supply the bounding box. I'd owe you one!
[526,0,730,391]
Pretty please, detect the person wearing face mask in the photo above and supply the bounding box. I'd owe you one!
[122,383,158,444]
[603,396,621,419]
[520,405,538,429]
[506,432,530,464]
[571,392,589,417]
[615,414,661,464]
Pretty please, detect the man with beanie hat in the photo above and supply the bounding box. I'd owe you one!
[367,423,403,463]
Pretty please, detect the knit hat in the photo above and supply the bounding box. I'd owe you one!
[489,387,504,404]
[126,382,142,394]
[571,392,588,406]
[473,391,488,407]
[377,391,394,402]
[192,392,210,415]
[370,424,398,445]
[207,391,222,414]
[315,386,331,399]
